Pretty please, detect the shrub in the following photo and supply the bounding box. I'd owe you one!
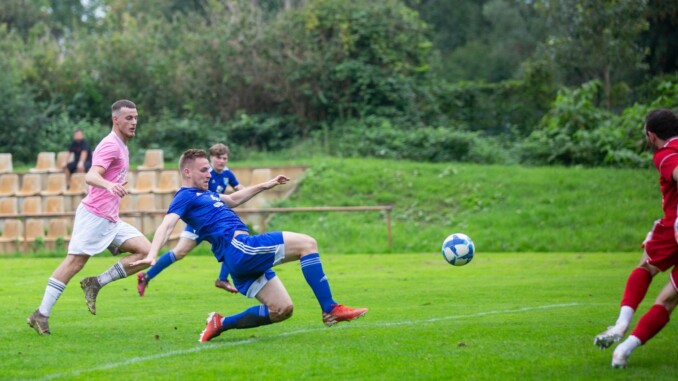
[330,116,513,164]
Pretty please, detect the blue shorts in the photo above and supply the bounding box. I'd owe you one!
[221,232,285,298]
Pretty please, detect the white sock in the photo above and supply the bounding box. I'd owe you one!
[615,306,634,329]
[617,335,642,355]
[96,261,127,286]
[38,277,66,317]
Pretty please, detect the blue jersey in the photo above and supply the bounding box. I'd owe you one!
[209,167,239,194]
[169,187,248,260]
[183,167,241,241]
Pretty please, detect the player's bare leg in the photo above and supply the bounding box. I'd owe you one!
[28,255,90,335]
[81,236,151,314]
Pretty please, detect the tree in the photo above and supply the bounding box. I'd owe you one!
[642,0,678,75]
[536,0,649,109]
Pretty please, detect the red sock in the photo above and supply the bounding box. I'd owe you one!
[620,268,653,309]
[631,304,670,344]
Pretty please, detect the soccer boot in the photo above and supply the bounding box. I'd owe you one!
[80,277,102,315]
[322,304,368,327]
[612,345,631,368]
[27,310,50,335]
[137,272,149,297]
[214,278,238,294]
[611,336,640,368]
[199,312,224,342]
[593,325,626,349]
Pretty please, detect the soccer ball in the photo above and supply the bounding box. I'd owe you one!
[442,233,475,266]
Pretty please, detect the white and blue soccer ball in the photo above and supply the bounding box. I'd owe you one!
[442,233,475,266]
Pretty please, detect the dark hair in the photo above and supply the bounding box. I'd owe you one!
[179,149,208,171]
[645,109,678,140]
[111,99,137,115]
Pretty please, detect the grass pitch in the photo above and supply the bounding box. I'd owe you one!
[2,252,677,380]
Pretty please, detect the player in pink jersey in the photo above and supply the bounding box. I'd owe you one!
[28,100,153,335]
[594,109,678,368]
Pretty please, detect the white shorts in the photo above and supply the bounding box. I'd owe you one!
[68,203,144,255]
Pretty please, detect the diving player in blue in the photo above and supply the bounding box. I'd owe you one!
[136,143,244,296]
[132,149,367,341]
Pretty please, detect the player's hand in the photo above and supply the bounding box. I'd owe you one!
[264,175,290,189]
[108,181,129,197]
[131,256,156,267]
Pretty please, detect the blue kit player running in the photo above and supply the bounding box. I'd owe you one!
[132,149,367,342]
[137,143,244,296]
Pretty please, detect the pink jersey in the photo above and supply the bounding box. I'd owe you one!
[81,131,129,222]
[654,137,678,225]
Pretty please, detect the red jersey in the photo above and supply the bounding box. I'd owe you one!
[654,137,678,224]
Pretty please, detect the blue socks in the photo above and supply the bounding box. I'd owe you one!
[146,251,177,280]
[300,253,336,313]
[218,261,230,282]
[221,305,271,330]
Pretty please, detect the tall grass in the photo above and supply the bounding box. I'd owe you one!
[261,157,657,254]
[12,157,658,258]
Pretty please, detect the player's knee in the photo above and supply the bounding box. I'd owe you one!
[269,303,294,322]
[639,262,660,276]
[300,234,318,254]
[173,249,189,260]
[65,255,87,272]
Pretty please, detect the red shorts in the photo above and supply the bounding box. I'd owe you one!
[644,220,678,272]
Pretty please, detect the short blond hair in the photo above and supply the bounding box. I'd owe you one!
[179,149,208,171]
[209,143,230,157]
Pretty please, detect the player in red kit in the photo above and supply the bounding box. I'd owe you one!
[594,108,678,368]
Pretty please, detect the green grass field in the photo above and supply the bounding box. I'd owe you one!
[2,252,676,380]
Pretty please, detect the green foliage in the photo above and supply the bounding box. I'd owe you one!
[40,113,109,155]
[132,111,222,162]
[1,0,678,167]
[432,79,553,138]
[329,116,512,164]
[225,113,298,151]
[536,0,649,108]
[521,79,678,167]
[0,27,50,164]
[270,0,433,125]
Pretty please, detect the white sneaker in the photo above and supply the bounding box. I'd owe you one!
[611,336,640,369]
[594,325,626,349]
[611,348,629,368]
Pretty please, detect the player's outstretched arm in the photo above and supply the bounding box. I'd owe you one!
[131,213,181,267]
[221,175,289,207]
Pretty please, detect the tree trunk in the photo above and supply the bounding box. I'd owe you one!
[603,64,611,110]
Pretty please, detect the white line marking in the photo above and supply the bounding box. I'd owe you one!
[27,303,581,381]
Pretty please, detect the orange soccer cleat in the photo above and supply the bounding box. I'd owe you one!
[137,273,149,297]
[322,304,368,327]
[199,312,224,342]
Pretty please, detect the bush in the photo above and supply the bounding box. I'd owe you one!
[330,116,513,164]
[519,80,664,167]
[39,112,108,155]
[225,113,299,151]
[132,111,224,163]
